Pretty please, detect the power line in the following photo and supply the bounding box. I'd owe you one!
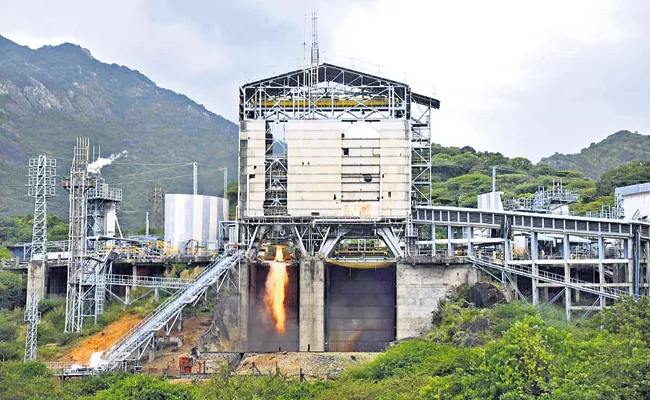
[114,163,194,180]
[118,168,225,186]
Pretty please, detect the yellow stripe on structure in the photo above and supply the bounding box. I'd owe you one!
[325,259,395,269]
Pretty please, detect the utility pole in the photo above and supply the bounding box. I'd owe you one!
[218,167,228,198]
[150,187,165,231]
[145,212,150,237]
[492,166,496,192]
[193,162,198,195]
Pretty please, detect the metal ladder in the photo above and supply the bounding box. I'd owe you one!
[101,251,243,368]
[469,256,629,300]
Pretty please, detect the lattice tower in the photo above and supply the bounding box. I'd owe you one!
[23,293,41,361]
[28,155,57,262]
[64,137,92,332]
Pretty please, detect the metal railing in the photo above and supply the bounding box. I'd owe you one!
[105,274,193,289]
[45,361,127,376]
[469,255,629,300]
[101,251,242,367]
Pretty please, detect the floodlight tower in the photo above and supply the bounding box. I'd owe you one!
[28,155,57,262]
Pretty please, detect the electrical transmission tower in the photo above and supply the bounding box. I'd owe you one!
[150,187,165,230]
[28,155,57,262]
[24,293,41,361]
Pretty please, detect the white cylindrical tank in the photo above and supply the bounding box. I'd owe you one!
[164,194,229,254]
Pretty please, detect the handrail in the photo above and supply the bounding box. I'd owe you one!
[101,251,242,365]
[105,274,193,289]
[468,255,628,300]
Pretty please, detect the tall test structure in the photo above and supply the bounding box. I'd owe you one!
[63,138,114,332]
[238,15,439,259]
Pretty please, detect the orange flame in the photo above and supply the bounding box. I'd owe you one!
[265,246,289,333]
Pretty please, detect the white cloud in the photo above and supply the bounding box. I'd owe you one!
[2,0,649,160]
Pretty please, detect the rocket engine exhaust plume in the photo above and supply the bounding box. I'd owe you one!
[88,150,128,174]
[265,246,289,333]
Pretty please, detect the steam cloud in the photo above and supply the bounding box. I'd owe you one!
[88,150,128,174]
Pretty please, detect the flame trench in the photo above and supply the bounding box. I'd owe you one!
[265,246,289,333]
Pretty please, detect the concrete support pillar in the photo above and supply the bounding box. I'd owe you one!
[124,286,131,306]
[503,230,511,284]
[447,225,454,256]
[574,270,580,303]
[598,236,605,307]
[299,258,325,351]
[154,287,160,303]
[628,259,635,295]
[431,223,436,256]
[562,234,570,313]
[467,227,474,257]
[26,261,47,302]
[643,241,650,296]
[132,264,138,287]
[531,231,539,305]
[239,260,249,349]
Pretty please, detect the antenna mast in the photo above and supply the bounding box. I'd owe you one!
[309,12,319,117]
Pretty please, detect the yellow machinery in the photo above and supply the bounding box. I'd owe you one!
[255,97,397,108]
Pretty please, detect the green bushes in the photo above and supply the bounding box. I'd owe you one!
[3,297,650,398]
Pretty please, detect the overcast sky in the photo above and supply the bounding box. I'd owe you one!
[2,0,649,161]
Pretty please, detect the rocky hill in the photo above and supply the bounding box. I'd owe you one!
[0,35,237,229]
[541,130,650,180]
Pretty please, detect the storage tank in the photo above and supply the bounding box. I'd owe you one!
[164,194,229,254]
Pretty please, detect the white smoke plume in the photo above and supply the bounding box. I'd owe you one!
[89,351,106,369]
[88,150,128,174]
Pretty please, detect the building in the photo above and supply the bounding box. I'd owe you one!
[615,183,650,221]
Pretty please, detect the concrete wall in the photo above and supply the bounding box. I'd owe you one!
[238,120,266,217]
[298,258,325,351]
[621,191,650,220]
[286,120,342,216]
[239,118,411,219]
[26,261,47,301]
[396,262,476,339]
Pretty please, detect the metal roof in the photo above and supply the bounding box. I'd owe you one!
[615,182,650,197]
[243,63,440,109]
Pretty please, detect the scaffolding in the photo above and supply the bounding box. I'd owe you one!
[503,182,580,214]
[28,155,57,262]
[62,138,118,332]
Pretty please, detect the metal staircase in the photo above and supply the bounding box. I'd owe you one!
[469,256,629,300]
[100,251,243,368]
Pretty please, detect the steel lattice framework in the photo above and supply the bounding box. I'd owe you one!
[28,155,57,262]
[63,138,115,332]
[24,292,41,361]
[238,63,440,258]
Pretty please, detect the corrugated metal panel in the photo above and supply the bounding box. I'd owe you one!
[326,265,395,352]
[164,194,229,252]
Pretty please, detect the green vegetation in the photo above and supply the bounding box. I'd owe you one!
[428,143,615,214]
[0,214,68,245]
[2,295,650,399]
[541,130,650,180]
[0,35,237,229]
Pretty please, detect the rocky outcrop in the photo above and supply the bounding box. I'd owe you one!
[467,282,505,308]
